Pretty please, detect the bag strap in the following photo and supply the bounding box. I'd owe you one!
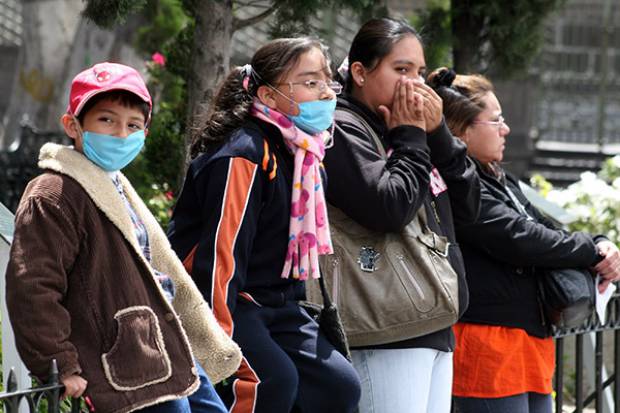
[334,108,450,256]
[318,275,333,307]
[335,108,387,159]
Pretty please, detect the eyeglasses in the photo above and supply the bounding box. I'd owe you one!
[473,115,507,130]
[278,79,343,95]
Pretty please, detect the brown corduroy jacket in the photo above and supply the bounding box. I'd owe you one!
[6,143,241,413]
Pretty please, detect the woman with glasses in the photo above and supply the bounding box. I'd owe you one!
[167,37,360,413]
[323,18,481,413]
[428,67,620,413]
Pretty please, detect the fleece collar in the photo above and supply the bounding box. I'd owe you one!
[38,143,157,259]
[38,143,186,282]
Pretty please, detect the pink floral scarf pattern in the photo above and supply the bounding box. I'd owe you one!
[251,100,333,280]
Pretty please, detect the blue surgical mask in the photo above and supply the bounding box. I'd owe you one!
[82,130,145,171]
[288,99,337,134]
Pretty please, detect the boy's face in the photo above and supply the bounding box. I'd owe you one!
[61,98,147,153]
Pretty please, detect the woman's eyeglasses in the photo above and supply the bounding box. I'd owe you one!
[473,115,507,130]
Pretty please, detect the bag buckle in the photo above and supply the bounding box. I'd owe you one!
[358,247,380,272]
[430,233,450,258]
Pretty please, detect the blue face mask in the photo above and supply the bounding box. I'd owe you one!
[82,130,145,171]
[288,99,337,134]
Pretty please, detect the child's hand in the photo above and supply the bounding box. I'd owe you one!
[61,374,88,399]
[378,76,425,131]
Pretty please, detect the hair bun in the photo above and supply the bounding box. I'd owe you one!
[428,67,456,89]
[436,68,456,87]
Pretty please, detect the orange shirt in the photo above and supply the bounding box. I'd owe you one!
[452,322,555,398]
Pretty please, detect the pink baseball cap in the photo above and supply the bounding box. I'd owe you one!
[68,62,152,120]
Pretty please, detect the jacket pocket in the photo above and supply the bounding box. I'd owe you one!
[101,306,172,391]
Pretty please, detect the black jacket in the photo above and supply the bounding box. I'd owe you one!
[323,94,481,351]
[456,161,602,337]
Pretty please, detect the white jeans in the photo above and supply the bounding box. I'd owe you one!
[351,348,453,413]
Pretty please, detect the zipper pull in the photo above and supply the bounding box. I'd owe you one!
[430,199,441,225]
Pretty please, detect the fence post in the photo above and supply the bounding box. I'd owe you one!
[584,332,614,413]
[0,201,29,413]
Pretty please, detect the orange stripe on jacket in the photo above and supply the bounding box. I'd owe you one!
[231,357,261,413]
[182,244,198,274]
[269,153,277,181]
[211,158,257,336]
[262,139,269,171]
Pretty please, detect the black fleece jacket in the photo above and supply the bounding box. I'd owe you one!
[323,94,481,351]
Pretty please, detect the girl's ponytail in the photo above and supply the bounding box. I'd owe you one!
[190,67,253,158]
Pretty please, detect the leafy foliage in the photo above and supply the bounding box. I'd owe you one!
[415,0,566,77]
[473,0,566,76]
[412,0,452,72]
[531,156,620,245]
[267,0,378,38]
[82,0,148,27]
[135,0,189,55]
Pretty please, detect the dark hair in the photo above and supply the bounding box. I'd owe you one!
[77,90,150,125]
[341,18,421,93]
[428,67,494,137]
[190,37,329,158]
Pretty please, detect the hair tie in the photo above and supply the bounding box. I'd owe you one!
[337,57,349,81]
[437,68,456,88]
[240,64,253,91]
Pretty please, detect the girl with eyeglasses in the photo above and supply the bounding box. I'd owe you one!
[428,67,620,413]
[167,37,360,413]
[323,18,481,413]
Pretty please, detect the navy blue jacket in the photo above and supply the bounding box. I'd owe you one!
[168,119,306,334]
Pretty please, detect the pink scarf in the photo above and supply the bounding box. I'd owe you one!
[251,100,333,280]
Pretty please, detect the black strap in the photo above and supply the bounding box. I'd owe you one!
[334,108,387,159]
[334,107,434,235]
[318,274,333,307]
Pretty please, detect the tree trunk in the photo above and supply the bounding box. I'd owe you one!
[451,0,482,74]
[185,0,234,166]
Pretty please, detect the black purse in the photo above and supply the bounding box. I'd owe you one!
[299,276,352,361]
[539,268,596,329]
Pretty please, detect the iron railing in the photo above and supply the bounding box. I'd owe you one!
[0,360,84,413]
[553,289,620,412]
[0,122,66,212]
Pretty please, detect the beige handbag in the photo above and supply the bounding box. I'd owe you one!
[306,109,459,347]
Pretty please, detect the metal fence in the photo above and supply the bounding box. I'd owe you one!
[4,318,620,413]
[0,122,66,212]
[553,291,620,413]
[0,361,84,413]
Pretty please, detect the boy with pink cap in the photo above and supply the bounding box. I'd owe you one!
[5,62,241,413]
